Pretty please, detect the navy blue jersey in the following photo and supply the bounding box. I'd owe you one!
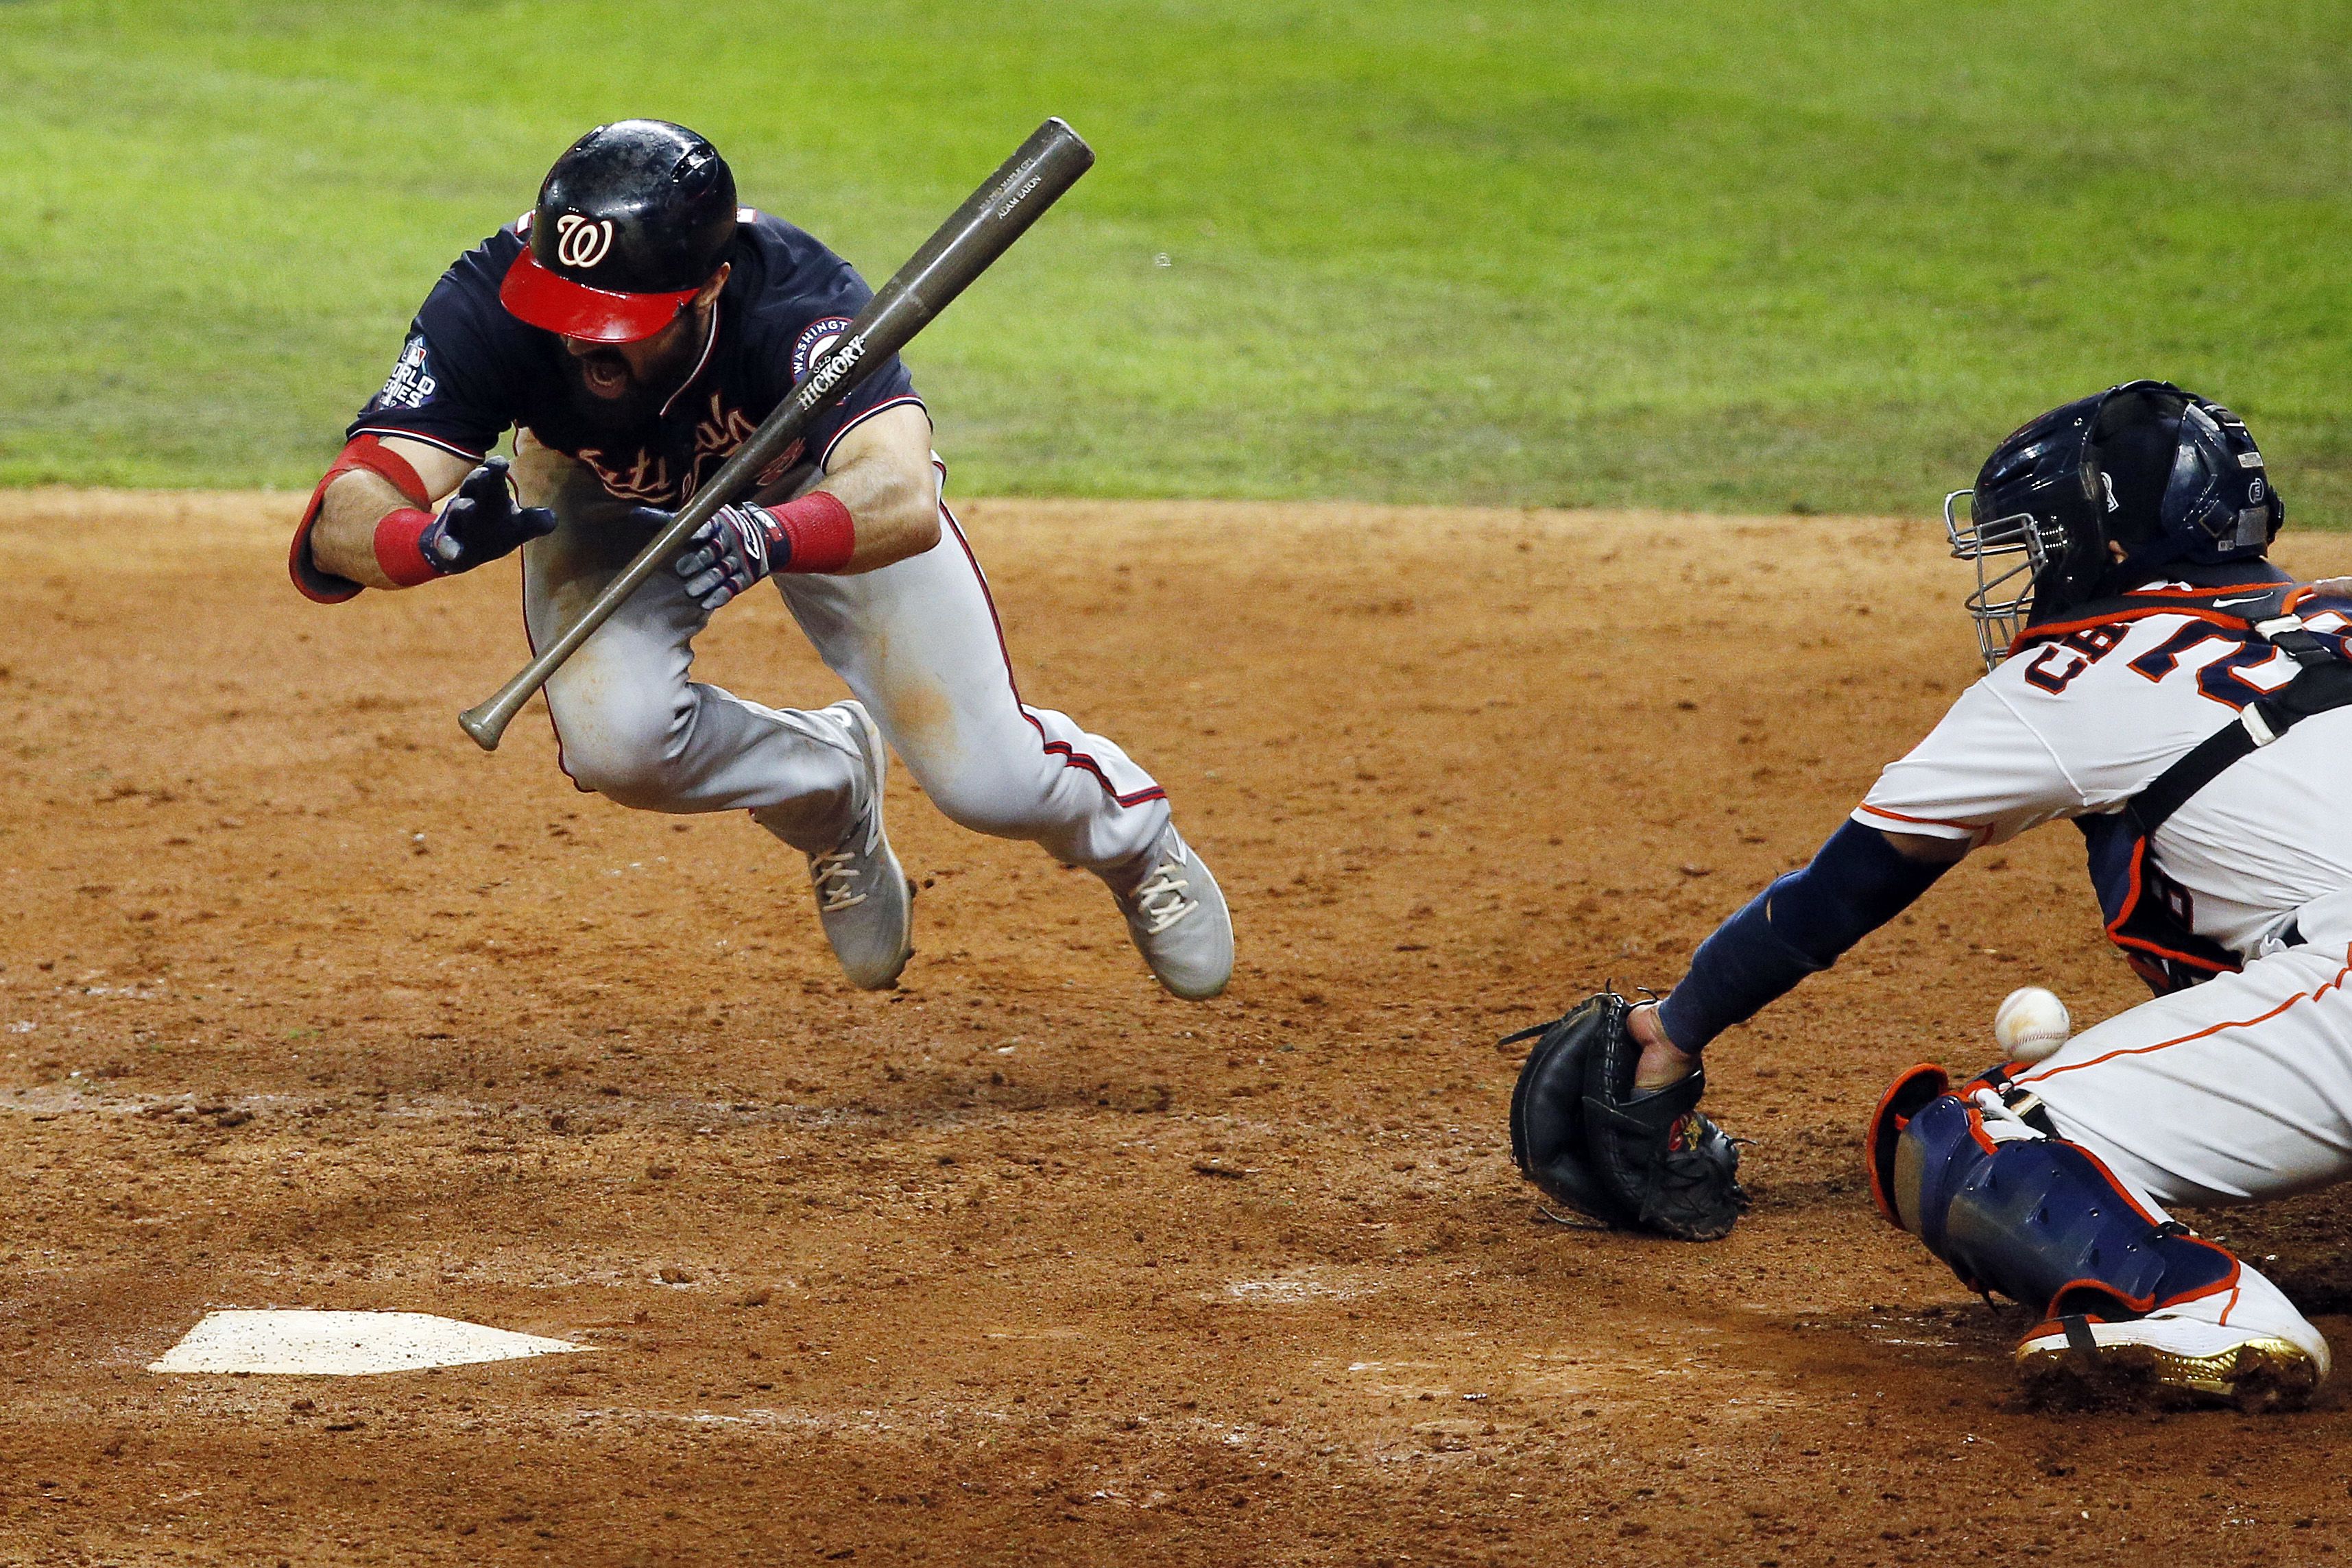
[350,209,922,506]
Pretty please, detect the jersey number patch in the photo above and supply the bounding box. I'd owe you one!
[2127,624,2288,710]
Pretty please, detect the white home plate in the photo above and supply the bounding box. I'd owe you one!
[148,1310,584,1376]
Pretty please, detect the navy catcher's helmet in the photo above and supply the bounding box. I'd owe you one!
[500,119,739,343]
[1945,380,2283,667]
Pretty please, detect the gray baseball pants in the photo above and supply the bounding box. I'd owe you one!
[512,438,1170,868]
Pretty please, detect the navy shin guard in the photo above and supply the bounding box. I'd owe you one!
[1869,1076,2237,1319]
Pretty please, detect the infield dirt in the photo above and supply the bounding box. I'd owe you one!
[5,492,2352,1565]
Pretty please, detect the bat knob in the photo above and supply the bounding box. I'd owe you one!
[457,701,508,751]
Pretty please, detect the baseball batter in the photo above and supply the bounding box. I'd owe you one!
[287,120,1232,1000]
[1515,381,2351,1406]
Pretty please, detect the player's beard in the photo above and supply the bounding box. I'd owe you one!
[557,323,706,437]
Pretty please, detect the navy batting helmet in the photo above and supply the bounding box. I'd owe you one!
[500,119,739,343]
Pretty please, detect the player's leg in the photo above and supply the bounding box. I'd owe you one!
[1869,926,2352,1405]
[513,438,911,987]
[776,491,1232,998]
[2013,928,2352,1207]
[1875,1068,2325,1406]
[2008,926,2352,1389]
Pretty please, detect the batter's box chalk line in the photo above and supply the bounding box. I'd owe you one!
[147,1310,586,1376]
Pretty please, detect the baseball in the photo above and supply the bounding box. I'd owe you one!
[1993,986,2072,1064]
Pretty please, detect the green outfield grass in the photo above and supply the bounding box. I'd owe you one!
[1,1,2347,518]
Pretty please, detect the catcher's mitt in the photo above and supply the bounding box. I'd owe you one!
[1506,991,1749,1242]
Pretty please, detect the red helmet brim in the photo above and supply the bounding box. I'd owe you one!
[499,250,699,343]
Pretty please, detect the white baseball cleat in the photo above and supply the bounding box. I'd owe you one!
[2015,1312,2325,1411]
[1103,824,1233,1000]
[805,700,913,991]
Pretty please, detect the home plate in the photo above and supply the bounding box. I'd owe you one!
[147,1310,585,1376]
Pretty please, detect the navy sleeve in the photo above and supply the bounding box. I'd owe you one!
[346,241,520,461]
[750,253,922,468]
[1655,821,1955,1052]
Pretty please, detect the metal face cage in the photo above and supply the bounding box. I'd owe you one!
[1945,488,2066,671]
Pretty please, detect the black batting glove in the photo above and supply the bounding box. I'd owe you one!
[673,502,789,612]
[420,457,558,575]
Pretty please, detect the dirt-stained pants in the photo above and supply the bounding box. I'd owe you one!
[2013,886,2352,1366]
[512,437,1169,867]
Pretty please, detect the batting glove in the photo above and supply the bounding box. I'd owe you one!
[419,458,558,574]
[674,502,793,612]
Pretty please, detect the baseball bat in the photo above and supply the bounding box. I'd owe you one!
[457,117,1096,750]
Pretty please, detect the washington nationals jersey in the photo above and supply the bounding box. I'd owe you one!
[348,209,920,506]
[1856,586,2352,958]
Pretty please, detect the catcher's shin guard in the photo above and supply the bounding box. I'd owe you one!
[1865,1066,2237,1319]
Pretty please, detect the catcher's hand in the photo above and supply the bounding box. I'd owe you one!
[1506,991,1749,1242]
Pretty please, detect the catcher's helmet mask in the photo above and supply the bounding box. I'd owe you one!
[500,119,741,344]
[1946,380,2283,669]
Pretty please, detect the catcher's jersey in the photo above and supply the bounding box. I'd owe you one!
[1856,588,2352,959]
[348,210,921,508]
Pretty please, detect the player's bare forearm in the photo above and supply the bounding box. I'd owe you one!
[672,405,941,611]
[770,403,939,574]
[311,470,409,590]
[310,437,473,590]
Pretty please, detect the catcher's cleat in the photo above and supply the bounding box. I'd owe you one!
[2015,1313,2323,1412]
[804,700,913,991]
[1507,991,1748,1242]
[1103,825,1232,1000]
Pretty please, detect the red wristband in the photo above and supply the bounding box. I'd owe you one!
[289,433,436,603]
[769,491,856,575]
[372,507,442,587]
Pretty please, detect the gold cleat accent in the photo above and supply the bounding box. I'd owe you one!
[2015,1316,2321,1412]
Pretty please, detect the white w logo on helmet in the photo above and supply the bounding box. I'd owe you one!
[554,213,615,270]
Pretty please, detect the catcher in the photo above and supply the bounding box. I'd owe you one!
[1514,381,2352,1406]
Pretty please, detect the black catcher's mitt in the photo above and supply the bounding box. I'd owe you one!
[1506,991,1749,1242]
